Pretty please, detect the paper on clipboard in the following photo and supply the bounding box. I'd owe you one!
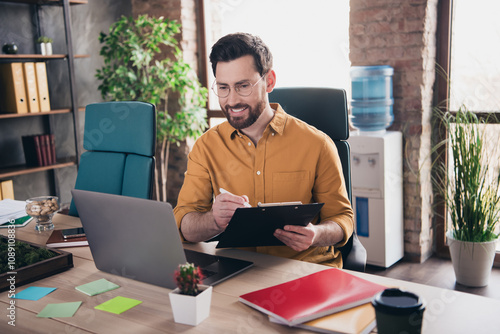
[216,202,324,248]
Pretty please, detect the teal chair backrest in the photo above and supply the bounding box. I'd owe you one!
[68,101,156,216]
[269,87,367,272]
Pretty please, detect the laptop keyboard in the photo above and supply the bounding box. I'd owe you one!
[185,249,218,265]
[199,268,217,279]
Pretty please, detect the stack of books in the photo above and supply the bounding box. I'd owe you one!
[239,268,386,334]
[22,134,56,167]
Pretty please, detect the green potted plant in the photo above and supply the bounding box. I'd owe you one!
[432,105,500,287]
[169,262,212,325]
[36,36,53,55]
[96,15,207,202]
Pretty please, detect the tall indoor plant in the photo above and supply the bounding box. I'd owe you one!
[433,105,500,287]
[96,15,207,202]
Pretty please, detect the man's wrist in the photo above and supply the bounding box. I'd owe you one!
[213,217,223,230]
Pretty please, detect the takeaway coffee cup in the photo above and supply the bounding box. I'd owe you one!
[372,288,425,334]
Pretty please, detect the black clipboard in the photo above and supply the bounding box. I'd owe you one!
[216,203,324,248]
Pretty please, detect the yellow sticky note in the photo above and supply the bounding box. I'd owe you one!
[94,296,142,314]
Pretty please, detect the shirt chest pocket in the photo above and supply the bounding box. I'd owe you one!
[272,171,311,203]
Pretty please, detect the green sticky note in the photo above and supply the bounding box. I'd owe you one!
[37,301,82,318]
[76,278,120,296]
[95,296,142,314]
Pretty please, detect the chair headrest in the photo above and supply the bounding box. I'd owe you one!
[83,101,156,156]
[269,87,349,141]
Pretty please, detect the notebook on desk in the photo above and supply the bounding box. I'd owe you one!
[71,189,253,289]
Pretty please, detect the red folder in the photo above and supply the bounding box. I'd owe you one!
[239,269,385,326]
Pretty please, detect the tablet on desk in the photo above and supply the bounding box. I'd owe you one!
[216,202,324,248]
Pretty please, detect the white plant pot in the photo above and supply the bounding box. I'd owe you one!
[169,285,212,326]
[45,42,52,55]
[38,43,52,55]
[447,231,498,287]
[38,43,46,55]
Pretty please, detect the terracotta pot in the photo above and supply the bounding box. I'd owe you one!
[169,285,212,326]
[447,231,498,287]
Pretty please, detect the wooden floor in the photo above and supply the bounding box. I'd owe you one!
[366,255,500,300]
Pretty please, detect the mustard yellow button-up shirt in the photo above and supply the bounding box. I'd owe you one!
[174,104,353,267]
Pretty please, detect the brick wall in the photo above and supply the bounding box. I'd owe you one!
[350,0,439,262]
[131,0,201,206]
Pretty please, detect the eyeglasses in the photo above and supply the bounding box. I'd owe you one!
[211,74,266,98]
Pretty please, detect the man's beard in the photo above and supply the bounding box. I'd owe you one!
[222,100,265,130]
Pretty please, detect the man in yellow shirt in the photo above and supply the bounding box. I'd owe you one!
[174,33,353,267]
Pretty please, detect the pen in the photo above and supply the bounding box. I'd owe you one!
[219,188,252,207]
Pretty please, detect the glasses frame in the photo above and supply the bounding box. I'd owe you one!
[211,73,266,98]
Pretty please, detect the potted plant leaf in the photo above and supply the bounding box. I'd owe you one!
[432,105,500,287]
[96,15,207,202]
[169,262,212,325]
[37,36,53,55]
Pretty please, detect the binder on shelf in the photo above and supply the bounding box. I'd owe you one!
[0,180,15,200]
[22,62,40,113]
[0,62,28,114]
[34,62,51,112]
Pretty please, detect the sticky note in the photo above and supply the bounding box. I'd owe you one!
[76,278,120,296]
[95,296,142,314]
[37,301,82,318]
[12,287,56,301]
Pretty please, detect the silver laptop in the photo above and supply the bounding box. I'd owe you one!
[71,189,253,289]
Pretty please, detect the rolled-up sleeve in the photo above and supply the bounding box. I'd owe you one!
[173,141,213,231]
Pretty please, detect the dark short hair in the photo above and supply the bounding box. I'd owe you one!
[209,33,273,77]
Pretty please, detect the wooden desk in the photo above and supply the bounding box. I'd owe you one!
[2,214,500,333]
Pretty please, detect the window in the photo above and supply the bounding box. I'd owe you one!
[449,0,500,112]
[202,0,350,122]
[436,0,500,262]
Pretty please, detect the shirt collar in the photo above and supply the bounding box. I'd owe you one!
[219,103,287,139]
[269,103,286,135]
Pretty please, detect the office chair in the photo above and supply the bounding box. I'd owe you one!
[269,87,367,272]
[68,101,156,216]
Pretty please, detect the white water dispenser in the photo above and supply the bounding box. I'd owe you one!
[348,131,404,267]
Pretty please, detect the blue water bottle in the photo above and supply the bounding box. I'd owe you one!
[350,65,394,132]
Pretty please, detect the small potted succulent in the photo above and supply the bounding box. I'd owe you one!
[169,263,212,326]
[37,36,53,55]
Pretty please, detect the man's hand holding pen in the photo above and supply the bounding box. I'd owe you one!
[213,188,251,230]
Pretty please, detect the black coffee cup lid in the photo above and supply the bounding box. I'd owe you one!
[372,288,425,315]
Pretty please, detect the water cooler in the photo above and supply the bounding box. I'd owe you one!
[348,65,404,268]
[348,131,404,267]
